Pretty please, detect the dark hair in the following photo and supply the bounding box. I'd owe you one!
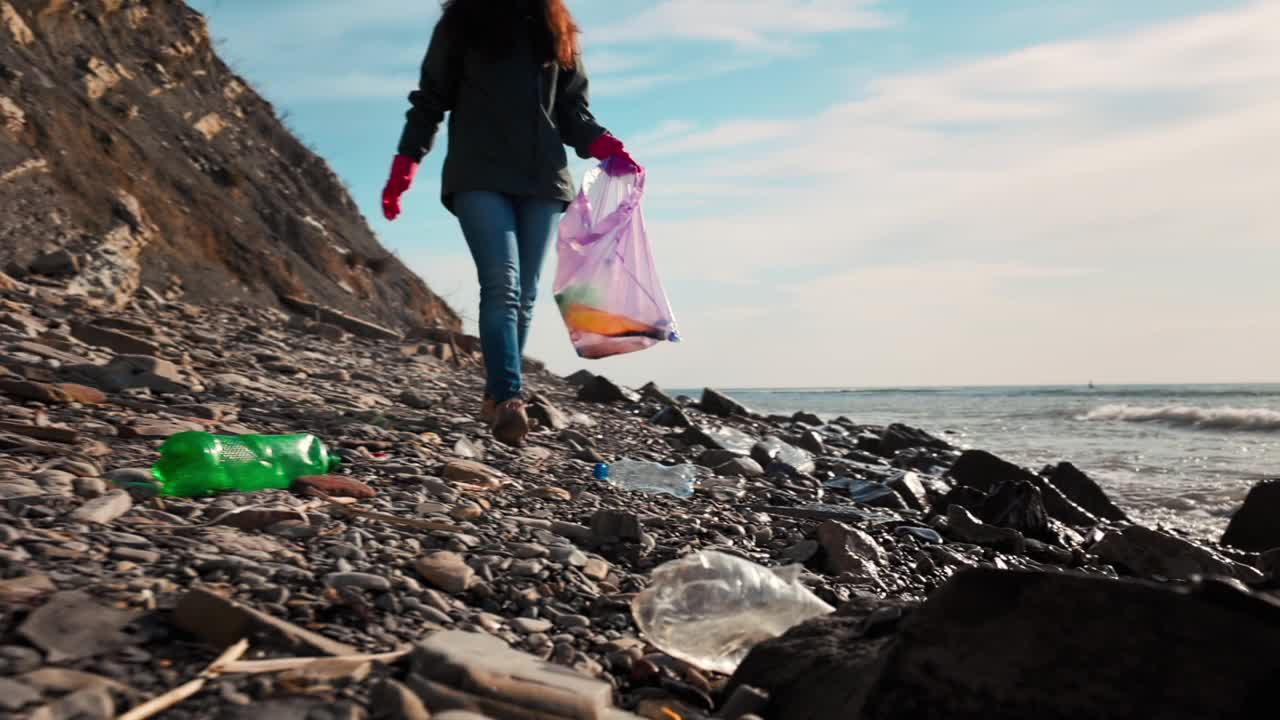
[440,0,581,70]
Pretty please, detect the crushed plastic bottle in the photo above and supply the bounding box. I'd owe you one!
[596,459,697,498]
[149,431,340,497]
[631,550,834,675]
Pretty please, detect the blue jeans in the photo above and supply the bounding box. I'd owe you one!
[454,191,561,403]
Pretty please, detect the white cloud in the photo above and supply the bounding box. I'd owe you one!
[594,0,891,47]
[523,2,1280,386]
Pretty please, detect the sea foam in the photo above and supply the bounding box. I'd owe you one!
[1080,404,1280,432]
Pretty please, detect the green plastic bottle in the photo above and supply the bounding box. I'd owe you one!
[150,431,340,497]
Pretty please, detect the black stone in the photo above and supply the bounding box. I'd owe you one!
[1222,480,1280,552]
[700,388,750,418]
[1042,462,1129,522]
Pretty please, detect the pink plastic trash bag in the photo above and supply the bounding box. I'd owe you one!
[554,164,679,359]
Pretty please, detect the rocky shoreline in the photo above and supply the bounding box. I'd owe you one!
[2,271,1280,720]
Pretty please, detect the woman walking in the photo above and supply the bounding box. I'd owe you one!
[382,0,640,446]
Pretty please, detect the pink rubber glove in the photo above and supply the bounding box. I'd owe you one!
[381,155,419,221]
[589,134,642,177]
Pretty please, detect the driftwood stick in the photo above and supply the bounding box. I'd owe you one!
[116,638,250,720]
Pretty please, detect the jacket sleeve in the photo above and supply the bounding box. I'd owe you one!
[396,21,460,161]
[555,57,608,159]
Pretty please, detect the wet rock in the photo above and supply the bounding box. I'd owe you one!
[1092,526,1260,582]
[577,375,639,403]
[18,591,137,662]
[857,569,1280,720]
[945,506,1026,554]
[414,552,476,594]
[69,490,132,524]
[701,388,750,418]
[980,480,1050,539]
[1042,461,1129,522]
[878,423,952,456]
[951,450,1098,528]
[1221,479,1280,552]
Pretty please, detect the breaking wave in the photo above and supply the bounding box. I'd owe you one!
[1080,404,1280,432]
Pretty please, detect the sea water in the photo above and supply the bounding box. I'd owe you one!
[681,384,1280,539]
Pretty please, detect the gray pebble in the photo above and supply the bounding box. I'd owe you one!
[323,572,391,592]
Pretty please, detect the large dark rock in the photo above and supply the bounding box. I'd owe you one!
[1042,462,1129,522]
[878,423,952,457]
[740,568,1280,720]
[649,405,693,428]
[951,451,1099,528]
[1092,526,1262,583]
[576,375,639,403]
[936,485,987,516]
[793,411,824,426]
[1222,480,1280,552]
[860,569,1280,719]
[700,388,751,417]
[949,450,1035,493]
[945,506,1026,554]
[640,381,676,406]
[729,605,906,720]
[980,480,1050,539]
[563,369,597,386]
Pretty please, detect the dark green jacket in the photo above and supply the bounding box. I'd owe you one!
[396,15,608,212]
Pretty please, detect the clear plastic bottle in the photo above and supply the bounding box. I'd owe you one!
[597,459,697,498]
[631,550,834,675]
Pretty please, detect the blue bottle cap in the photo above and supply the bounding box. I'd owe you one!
[593,463,609,481]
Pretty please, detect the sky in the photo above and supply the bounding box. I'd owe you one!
[188,0,1280,389]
